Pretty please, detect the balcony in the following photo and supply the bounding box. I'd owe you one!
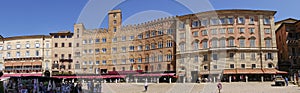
[4,57,43,61]
[59,59,73,62]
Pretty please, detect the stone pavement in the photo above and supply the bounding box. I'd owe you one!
[84,82,300,93]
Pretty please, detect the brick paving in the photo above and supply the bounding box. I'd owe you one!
[84,82,300,93]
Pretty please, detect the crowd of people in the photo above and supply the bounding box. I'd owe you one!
[3,78,85,93]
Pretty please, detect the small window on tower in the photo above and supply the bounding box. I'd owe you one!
[113,14,117,18]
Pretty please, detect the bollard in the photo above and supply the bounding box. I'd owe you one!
[151,78,153,83]
[183,77,186,83]
[246,75,248,82]
[157,78,159,84]
[214,77,216,83]
[261,76,264,82]
[135,78,138,84]
[229,76,232,83]
[169,78,172,84]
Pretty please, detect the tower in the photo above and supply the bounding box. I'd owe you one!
[108,10,122,33]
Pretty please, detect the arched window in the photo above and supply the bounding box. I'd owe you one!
[180,42,186,52]
[193,40,199,50]
[219,39,226,48]
[212,39,218,48]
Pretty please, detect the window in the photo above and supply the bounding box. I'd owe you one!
[83,40,87,44]
[89,39,93,44]
[138,34,143,39]
[54,35,59,38]
[219,28,226,34]
[137,65,141,70]
[166,54,172,61]
[122,59,126,64]
[95,39,100,43]
[166,40,173,47]
[251,53,256,60]
[240,53,245,60]
[16,51,20,58]
[130,35,134,40]
[95,48,100,53]
[67,35,72,38]
[158,55,163,62]
[239,28,245,33]
[229,38,234,46]
[102,60,107,65]
[121,47,126,52]
[193,31,199,36]
[227,18,234,24]
[264,18,270,25]
[238,17,245,24]
[122,36,126,41]
[75,52,80,57]
[146,55,150,62]
[138,58,142,63]
[75,64,80,69]
[202,30,208,35]
[60,35,65,38]
[129,46,134,51]
[202,41,208,49]
[89,61,93,65]
[252,64,256,68]
[54,54,58,58]
[201,20,208,26]
[220,18,226,24]
[26,51,30,57]
[158,30,163,35]
[35,43,40,48]
[102,48,107,53]
[229,53,234,60]
[113,27,117,32]
[250,39,255,47]
[193,41,199,50]
[7,52,11,58]
[61,43,65,47]
[167,29,173,35]
[112,60,117,65]
[122,67,125,71]
[230,64,234,68]
[211,29,218,35]
[265,39,272,47]
[194,55,198,62]
[83,50,87,54]
[179,22,185,29]
[180,33,185,39]
[69,43,72,47]
[213,65,218,69]
[151,31,156,37]
[266,53,273,60]
[220,39,226,48]
[89,49,93,53]
[157,64,162,71]
[265,28,271,34]
[129,58,134,63]
[158,41,163,48]
[241,64,245,68]
[102,38,107,43]
[180,43,185,51]
[228,28,234,34]
[249,17,255,24]
[138,45,142,51]
[203,54,208,61]
[192,20,199,27]
[204,66,208,70]
[16,44,21,49]
[212,39,218,48]
[146,32,150,38]
[210,18,219,25]
[113,20,117,25]
[35,50,39,56]
[239,39,245,47]
[25,43,30,48]
[46,43,50,48]
[112,37,117,42]
[212,54,218,60]
[151,43,155,49]
[249,28,255,34]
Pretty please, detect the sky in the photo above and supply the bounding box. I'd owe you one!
[0,0,299,37]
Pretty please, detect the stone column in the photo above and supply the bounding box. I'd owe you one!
[213,77,216,83]
[157,78,159,84]
[135,78,138,83]
[261,76,264,82]
[169,78,172,84]
[183,77,186,83]
[245,75,248,82]
[126,77,129,83]
[229,76,232,83]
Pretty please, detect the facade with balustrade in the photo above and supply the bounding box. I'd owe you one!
[176,9,278,82]
[0,35,51,75]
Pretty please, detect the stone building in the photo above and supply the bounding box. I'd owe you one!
[176,9,278,82]
[275,18,300,75]
[50,31,74,75]
[0,35,51,76]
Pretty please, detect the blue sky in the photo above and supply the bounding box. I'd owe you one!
[0,0,299,37]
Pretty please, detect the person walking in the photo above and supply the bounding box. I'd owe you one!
[285,77,288,86]
[144,82,148,91]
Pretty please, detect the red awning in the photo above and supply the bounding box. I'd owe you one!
[134,73,175,77]
[223,69,237,74]
[2,73,42,77]
[276,71,288,74]
[52,75,126,79]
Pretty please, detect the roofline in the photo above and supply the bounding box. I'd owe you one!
[4,35,51,41]
[275,18,298,24]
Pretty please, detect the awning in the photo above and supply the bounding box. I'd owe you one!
[223,69,237,74]
[2,73,42,77]
[52,75,126,79]
[4,63,13,66]
[262,68,277,74]
[199,71,210,75]
[236,69,264,74]
[276,71,288,74]
[32,62,42,65]
[13,62,23,66]
[133,73,175,77]
[22,62,32,66]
